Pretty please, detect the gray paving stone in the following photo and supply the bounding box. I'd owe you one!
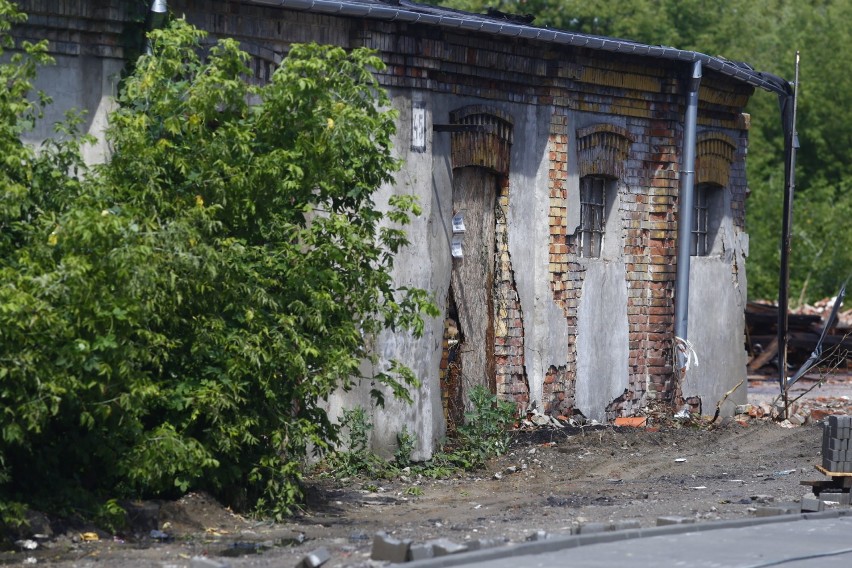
[800,496,825,513]
[431,538,468,557]
[612,519,642,531]
[408,542,435,561]
[577,522,609,534]
[656,516,695,526]
[191,557,231,568]
[371,531,411,563]
[754,504,797,517]
[466,537,506,551]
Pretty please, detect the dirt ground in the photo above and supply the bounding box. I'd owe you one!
[4,414,840,568]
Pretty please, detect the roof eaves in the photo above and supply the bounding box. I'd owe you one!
[247,0,792,96]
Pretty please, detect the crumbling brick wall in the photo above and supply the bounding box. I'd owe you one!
[17,0,754,423]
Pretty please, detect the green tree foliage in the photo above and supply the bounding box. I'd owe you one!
[434,0,852,302]
[1,4,434,520]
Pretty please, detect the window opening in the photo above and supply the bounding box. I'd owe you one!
[692,185,709,256]
[579,176,606,258]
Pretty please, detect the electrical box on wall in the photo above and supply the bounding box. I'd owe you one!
[451,211,465,258]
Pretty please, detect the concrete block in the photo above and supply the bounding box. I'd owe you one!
[525,530,549,542]
[466,537,506,551]
[430,538,467,557]
[298,547,331,568]
[577,522,609,534]
[825,449,846,462]
[191,557,232,568]
[827,415,841,432]
[656,516,695,526]
[371,532,411,563]
[800,496,825,513]
[611,519,642,531]
[820,492,852,505]
[407,543,434,561]
[789,413,806,426]
[754,504,797,517]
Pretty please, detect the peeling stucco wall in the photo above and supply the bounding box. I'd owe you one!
[13,0,758,459]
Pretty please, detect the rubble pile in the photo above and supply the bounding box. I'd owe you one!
[793,298,852,328]
[733,396,852,427]
[746,299,851,373]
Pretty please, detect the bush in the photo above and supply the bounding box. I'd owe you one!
[0,5,434,521]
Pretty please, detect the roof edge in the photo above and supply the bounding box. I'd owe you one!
[248,0,792,97]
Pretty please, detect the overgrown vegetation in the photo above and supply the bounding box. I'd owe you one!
[0,2,436,523]
[324,386,517,483]
[433,0,852,303]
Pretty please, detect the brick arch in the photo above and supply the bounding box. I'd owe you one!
[449,105,513,175]
[696,132,736,187]
[576,124,633,178]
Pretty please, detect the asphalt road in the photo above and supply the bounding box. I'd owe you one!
[407,512,852,568]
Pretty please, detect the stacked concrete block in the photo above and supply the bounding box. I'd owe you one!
[822,415,852,473]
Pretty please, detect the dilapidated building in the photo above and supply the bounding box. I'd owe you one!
[13,0,792,458]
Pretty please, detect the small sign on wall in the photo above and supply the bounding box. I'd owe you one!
[452,211,466,234]
[451,210,465,258]
[451,234,464,258]
[411,101,426,153]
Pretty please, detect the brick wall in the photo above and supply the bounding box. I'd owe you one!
[494,177,530,407]
[12,1,754,422]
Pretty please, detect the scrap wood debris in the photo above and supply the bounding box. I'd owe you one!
[746,299,851,372]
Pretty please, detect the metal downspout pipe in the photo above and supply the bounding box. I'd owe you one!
[673,60,702,376]
[146,0,168,54]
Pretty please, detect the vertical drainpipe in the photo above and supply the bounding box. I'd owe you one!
[146,0,168,55]
[673,60,702,373]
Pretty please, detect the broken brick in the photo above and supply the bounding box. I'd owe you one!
[614,416,647,428]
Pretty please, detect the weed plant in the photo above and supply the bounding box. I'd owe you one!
[324,387,516,482]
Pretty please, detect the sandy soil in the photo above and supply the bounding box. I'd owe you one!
[3,417,834,568]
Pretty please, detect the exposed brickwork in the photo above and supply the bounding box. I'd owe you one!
[605,389,634,422]
[13,1,754,424]
[545,111,581,416]
[576,124,633,178]
[449,106,513,175]
[542,365,573,416]
[634,117,680,406]
[696,133,737,187]
[494,178,529,407]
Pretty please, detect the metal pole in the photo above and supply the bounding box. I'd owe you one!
[674,60,702,373]
[778,52,800,415]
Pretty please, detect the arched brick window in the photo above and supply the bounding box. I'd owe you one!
[574,125,632,259]
[693,133,736,256]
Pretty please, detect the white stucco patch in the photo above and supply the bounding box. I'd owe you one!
[575,261,630,422]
